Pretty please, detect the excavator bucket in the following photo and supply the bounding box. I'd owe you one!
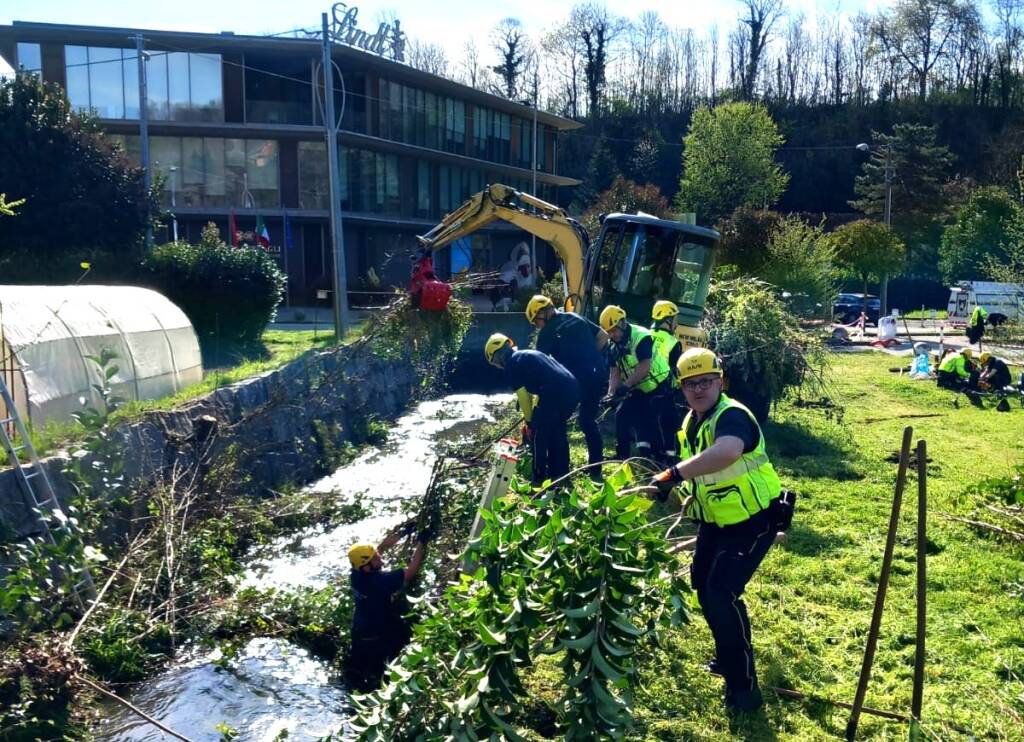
[409,249,452,311]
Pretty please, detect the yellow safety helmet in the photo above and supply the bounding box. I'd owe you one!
[599,305,627,332]
[677,347,723,382]
[652,300,679,323]
[962,347,973,359]
[484,332,514,364]
[525,294,554,323]
[348,543,376,569]
[980,352,992,364]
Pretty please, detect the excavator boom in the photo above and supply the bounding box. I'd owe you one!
[417,184,590,311]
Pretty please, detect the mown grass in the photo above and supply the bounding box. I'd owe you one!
[904,310,949,320]
[559,351,1024,741]
[3,328,361,464]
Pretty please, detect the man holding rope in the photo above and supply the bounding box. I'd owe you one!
[649,347,793,714]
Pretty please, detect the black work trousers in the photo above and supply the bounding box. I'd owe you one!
[531,395,579,485]
[691,509,775,694]
[614,389,660,460]
[654,388,684,461]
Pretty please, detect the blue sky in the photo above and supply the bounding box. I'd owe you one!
[1,0,889,78]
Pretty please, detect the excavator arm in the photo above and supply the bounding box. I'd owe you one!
[417,184,591,311]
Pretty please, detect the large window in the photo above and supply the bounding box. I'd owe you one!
[339,147,399,214]
[15,43,41,76]
[65,46,222,122]
[298,141,329,210]
[244,52,312,125]
[472,106,511,164]
[378,78,466,155]
[439,165,485,214]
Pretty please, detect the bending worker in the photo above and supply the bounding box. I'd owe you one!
[650,300,684,460]
[599,305,672,463]
[485,333,580,485]
[526,295,608,475]
[979,351,1012,391]
[346,520,430,691]
[937,347,978,391]
[650,348,786,714]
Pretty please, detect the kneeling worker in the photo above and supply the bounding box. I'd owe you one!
[526,295,608,474]
[599,305,672,462]
[650,348,785,713]
[346,521,430,691]
[979,351,1012,391]
[485,333,580,485]
[937,347,978,391]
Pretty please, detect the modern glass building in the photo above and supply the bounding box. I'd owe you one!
[0,21,582,305]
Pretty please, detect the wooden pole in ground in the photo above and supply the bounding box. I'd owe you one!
[845,426,913,742]
[911,438,928,723]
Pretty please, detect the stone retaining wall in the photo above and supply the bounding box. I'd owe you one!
[0,344,419,541]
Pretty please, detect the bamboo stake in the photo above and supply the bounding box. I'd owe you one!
[911,439,928,723]
[846,426,913,742]
[74,674,198,742]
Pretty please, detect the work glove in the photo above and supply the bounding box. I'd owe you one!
[648,466,683,503]
[521,424,534,443]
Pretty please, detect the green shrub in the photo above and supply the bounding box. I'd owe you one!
[140,223,286,352]
[80,608,172,682]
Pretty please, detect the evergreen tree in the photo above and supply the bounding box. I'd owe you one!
[939,186,1023,282]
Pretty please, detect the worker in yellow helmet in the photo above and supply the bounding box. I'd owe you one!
[599,304,672,462]
[485,332,580,485]
[936,347,979,392]
[526,294,609,476]
[650,300,684,460]
[649,347,791,714]
[345,518,431,691]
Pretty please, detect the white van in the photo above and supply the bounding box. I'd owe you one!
[947,281,1024,324]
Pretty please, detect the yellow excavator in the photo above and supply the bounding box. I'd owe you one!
[413,184,720,348]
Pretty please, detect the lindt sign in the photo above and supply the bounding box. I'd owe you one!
[327,3,406,61]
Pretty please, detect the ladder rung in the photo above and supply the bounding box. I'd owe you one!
[22,470,40,480]
[0,417,13,425]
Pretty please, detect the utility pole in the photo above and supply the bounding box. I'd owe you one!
[321,12,350,340]
[135,33,152,250]
[530,67,539,279]
[880,143,893,317]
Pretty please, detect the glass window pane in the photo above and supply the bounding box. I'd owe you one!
[16,43,41,75]
[417,161,431,217]
[225,138,246,206]
[299,140,329,210]
[123,48,140,118]
[189,53,223,122]
[167,52,190,122]
[246,139,279,208]
[204,138,226,205]
[181,137,204,207]
[339,146,350,208]
[87,47,124,119]
[150,136,182,208]
[64,46,90,112]
[146,51,169,120]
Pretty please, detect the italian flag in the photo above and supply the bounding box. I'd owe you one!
[255,215,271,247]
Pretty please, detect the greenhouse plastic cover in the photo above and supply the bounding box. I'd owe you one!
[0,285,203,426]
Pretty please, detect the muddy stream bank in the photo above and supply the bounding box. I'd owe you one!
[94,393,510,742]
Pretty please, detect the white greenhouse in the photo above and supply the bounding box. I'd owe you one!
[0,285,203,427]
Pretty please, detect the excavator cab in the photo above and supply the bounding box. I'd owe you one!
[581,214,718,348]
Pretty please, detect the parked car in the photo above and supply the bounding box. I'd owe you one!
[833,293,880,324]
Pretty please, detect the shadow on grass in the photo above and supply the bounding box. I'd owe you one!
[779,522,854,557]
[728,705,780,741]
[765,420,862,481]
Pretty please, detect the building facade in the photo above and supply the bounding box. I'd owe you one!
[0,19,581,306]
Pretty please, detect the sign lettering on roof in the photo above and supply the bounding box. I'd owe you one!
[327,3,406,62]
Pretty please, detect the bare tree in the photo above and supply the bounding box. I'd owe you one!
[406,40,450,77]
[994,0,1024,106]
[458,39,484,89]
[736,0,785,99]
[491,17,531,99]
[576,3,624,119]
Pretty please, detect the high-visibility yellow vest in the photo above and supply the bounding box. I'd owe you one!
[938,352,969,378]
[971,306,989,326]
[678,394,781,527]
[650,327,679,375]
[616,324,671,393]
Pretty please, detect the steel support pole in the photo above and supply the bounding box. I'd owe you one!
[530,69,538,276]
[880,144,892,317]
[911,439,928,723]
[136,34,152,250]
[321,13,350,340]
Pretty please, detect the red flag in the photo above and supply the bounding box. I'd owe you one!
[229,210,238,246]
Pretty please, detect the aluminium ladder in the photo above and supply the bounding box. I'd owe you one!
[0,377,96,610]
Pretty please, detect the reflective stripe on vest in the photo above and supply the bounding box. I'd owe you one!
[650,327,679,374]
[617,324,671,393]
[677,394,782,527]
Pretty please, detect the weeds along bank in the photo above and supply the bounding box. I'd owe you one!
[0,300,472,737]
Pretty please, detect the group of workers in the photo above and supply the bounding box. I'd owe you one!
[344,296,791,714]
[936,346,1013,395]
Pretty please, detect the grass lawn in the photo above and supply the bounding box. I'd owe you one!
[904,310,949,320]
[558,351,1023,741]
[5,327,361,464]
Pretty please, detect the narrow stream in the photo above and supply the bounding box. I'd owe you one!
[95,393,509,742]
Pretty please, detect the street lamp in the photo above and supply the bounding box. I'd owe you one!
[168,165,179,243]
[856,141,893,315]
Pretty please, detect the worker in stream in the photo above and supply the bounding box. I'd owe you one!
[650,299,685,461]
[345,520,432,691]
[649,347,791,714]
[599,304,673,464]
[525,294,608,478]
[485,332,580,485]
